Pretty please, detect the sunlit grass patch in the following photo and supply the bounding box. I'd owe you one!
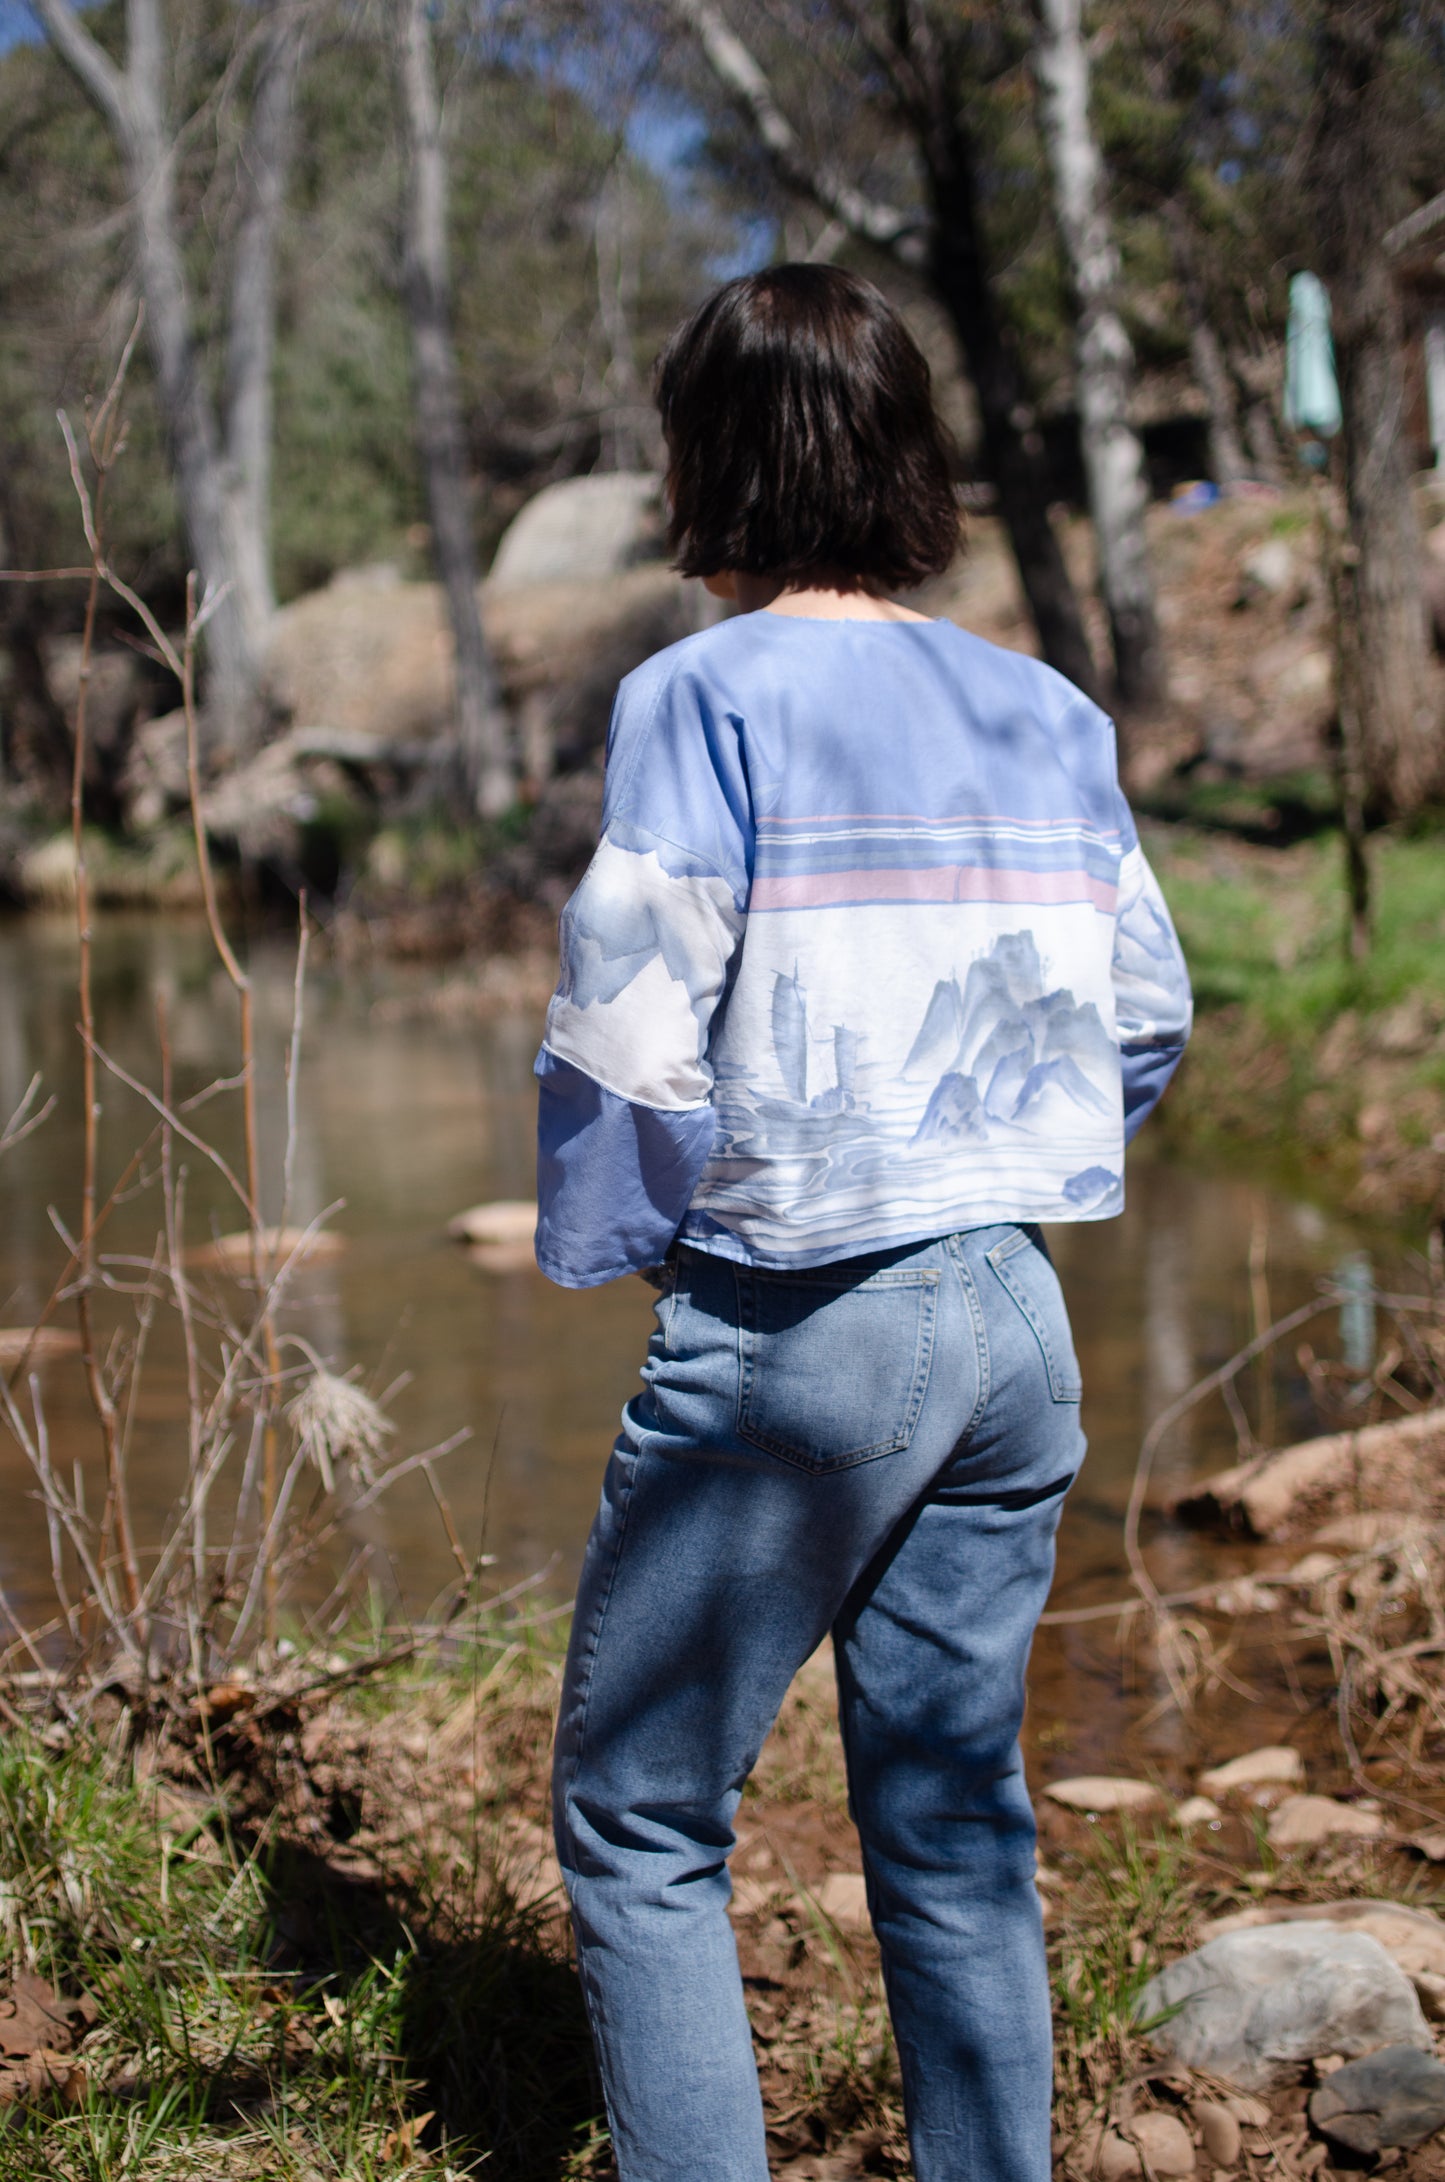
[0,1619,605,2182]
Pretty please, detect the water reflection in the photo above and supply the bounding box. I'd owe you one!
[0,916,1414,1693]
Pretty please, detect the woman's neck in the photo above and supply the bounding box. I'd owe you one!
[711,570,933,622]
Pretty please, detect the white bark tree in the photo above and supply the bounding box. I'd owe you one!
[1029,0,1164,709]
[33,0,304,755]
[393,0,515,818]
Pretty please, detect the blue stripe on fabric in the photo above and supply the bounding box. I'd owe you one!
[534,1049,717,1287]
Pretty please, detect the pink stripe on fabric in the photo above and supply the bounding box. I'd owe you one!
[758,812,1121,834]
[750,867,1118,911]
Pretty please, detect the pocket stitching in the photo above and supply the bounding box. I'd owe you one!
[735,1270,939,1471]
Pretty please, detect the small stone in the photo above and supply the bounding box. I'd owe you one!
[1043,1776,1163,1814]
[1096,2129,1142,2179]
[1411,1831,1445,1861]
[1267,1795,1385,1849]
[1286,1552,1341,1586]
[1222,2095,1270,2128]
[1131,2111,1196,2174]
[1193,2100,1241,2167]
[1308,2043,1445,2154]
[814,1872,870,1933]
[1176,1796,1224,1829]
[1199,1747,1304,1797]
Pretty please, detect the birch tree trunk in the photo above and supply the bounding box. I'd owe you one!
[394,0,515,818]
[33,0,296,757]
[223,10,306,658]
[1309,0,1439,815]
[1030,0,1165,709]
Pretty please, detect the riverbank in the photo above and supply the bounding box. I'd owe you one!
[1148,827,1445,1221]
[5,1597,1445,2181]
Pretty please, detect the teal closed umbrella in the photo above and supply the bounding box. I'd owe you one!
[1285,271,1343,441]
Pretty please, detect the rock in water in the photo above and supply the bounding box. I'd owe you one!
[1199,1746,1303,1796]
[1308,2044,1445,2154]
[1266,1794,1384,1849]
[1042,1776,1163,1814]
[1136,1924,1433,2090]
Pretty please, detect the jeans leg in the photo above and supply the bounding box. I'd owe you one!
[834,1235,1085,2182]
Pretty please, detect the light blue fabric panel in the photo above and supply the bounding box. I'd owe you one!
[534,1049,717,1287]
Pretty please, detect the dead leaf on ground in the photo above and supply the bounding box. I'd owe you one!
[0,1973,89,2059]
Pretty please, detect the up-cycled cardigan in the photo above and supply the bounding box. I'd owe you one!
[534,611,1192,1288]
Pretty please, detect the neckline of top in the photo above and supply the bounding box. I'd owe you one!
[753,609,949,628]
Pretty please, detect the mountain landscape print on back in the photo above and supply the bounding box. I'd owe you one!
[690,926,1126,1258]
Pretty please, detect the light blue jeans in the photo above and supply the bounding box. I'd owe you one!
[553,1226,1086,2182]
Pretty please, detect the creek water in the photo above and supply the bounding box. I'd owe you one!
[0,913,1417,1767]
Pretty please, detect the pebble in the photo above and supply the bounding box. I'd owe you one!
[1198,1746,1304,1797]
[1222,2095,1270,2128]
[1176,1796,1224,1829]
[1192,2099,1241,2167]
[1131,2111,1196,2174]
[814,1872,870,1933]
[1308,2043,1445,2154]
[1286,1552,1341,1585]
[1043,1776,1163,1814]
[1266,1794,1385,1849]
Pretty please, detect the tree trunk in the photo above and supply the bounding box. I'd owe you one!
[1310,0,1439,815]
[670,0,1099,696]
[394,0,515,819]
[924,129,1102,702]
[1164,205,1248,489]
[1030,0,1164,709]
[34,0,291,758]
[224,8,306,660]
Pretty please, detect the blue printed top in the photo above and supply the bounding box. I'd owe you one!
[534,612,1192,1287]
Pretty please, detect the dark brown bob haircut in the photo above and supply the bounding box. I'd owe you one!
[654,264,961,590]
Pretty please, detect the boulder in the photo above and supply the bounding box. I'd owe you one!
[1136,1923,1433,2090]
[1171,1408,1445,1540]
[488,473,665,590]
[1199,1899,1445,2005]
[1043,1777,1164,1815]
[1308,2044,1445,2155]
[1265,1795,1385,1850]
[1199,1746,1303,1797]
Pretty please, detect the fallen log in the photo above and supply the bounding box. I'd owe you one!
[1170,1407,1445,1540]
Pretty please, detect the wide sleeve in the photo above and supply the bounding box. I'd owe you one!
[1112,795,1192,1143]
[533,654,750,1287]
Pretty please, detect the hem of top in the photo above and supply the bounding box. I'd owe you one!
[677,1198,1125,1272]
[534,1247,650,1290]
[536,1043,714,1117]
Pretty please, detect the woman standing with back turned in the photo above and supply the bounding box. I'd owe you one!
[534,264,1191,2182]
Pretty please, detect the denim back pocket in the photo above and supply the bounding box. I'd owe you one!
[735,1261,939,1473]
[985,1228,1083,1403]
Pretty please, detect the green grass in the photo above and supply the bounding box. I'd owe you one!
[1147,823,1445,1206]
[0,1621,607,2182]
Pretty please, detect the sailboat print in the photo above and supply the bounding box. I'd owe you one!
[771,967,809,1103]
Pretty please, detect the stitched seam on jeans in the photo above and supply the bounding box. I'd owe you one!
[560,1437,645,1816]
[947,1236,992,1437]
[986,1245,1081,1402]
